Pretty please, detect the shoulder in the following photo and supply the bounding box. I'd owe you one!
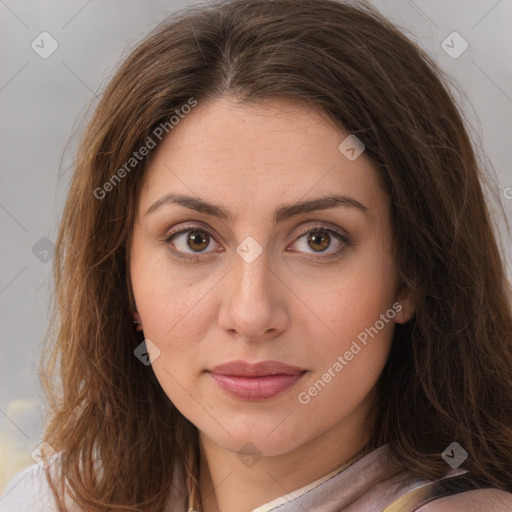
[0,462,57,512]
[417,488,512,512]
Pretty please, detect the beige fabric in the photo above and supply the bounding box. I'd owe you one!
[164,444,469,511]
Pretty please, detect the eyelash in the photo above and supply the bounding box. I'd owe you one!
[163,223,351,263]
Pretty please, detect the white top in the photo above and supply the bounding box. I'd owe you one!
[0,462,59,512]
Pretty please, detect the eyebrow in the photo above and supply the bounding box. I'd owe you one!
[144,193,369,224]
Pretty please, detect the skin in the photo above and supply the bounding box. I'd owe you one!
[129,97,416,512]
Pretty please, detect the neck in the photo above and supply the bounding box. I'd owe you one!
[197,394,375,512]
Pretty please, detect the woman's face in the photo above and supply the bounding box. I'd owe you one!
[129,97,413,457]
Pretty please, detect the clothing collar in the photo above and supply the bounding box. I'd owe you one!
[250,444,466,512]
[169,443,467,512]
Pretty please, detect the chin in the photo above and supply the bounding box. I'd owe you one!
[201,419,305,458]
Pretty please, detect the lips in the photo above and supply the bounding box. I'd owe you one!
[210,360,305,377]
[207,360,307,400]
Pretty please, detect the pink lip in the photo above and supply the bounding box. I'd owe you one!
[207,360,307,400]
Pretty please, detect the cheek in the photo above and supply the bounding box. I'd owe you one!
[130,240,215,348]
[295,300,396,426]
[132,273,215,416]
[294,238,398,402]
[298,242,398,349]
[129,243,215,419]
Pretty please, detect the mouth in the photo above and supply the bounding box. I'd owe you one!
[206,360,308,401]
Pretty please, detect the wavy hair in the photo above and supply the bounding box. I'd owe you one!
[40,0,512,510]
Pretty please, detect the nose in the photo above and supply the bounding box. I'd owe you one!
[217,247,290,343]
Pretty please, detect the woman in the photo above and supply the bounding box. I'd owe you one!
[1,0,512,510]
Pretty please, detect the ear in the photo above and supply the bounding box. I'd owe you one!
[394,284,417,324]
[132,310,143,332]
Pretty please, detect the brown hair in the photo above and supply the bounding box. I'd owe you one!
[40,0,512,510]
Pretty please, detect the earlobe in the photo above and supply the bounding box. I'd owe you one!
[394,286,417,324]
[132,310,143,332]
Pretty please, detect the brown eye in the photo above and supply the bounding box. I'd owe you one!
[187,231,210,252]
[165,227,219,259]
[288,226,349,259]
[307,231,331,252]
[164,223,349,263]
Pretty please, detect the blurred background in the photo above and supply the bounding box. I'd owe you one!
[1,0,511,494]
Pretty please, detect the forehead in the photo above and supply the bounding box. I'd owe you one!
[139,97,386,218]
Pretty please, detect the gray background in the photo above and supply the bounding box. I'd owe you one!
[1,0,511,492]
